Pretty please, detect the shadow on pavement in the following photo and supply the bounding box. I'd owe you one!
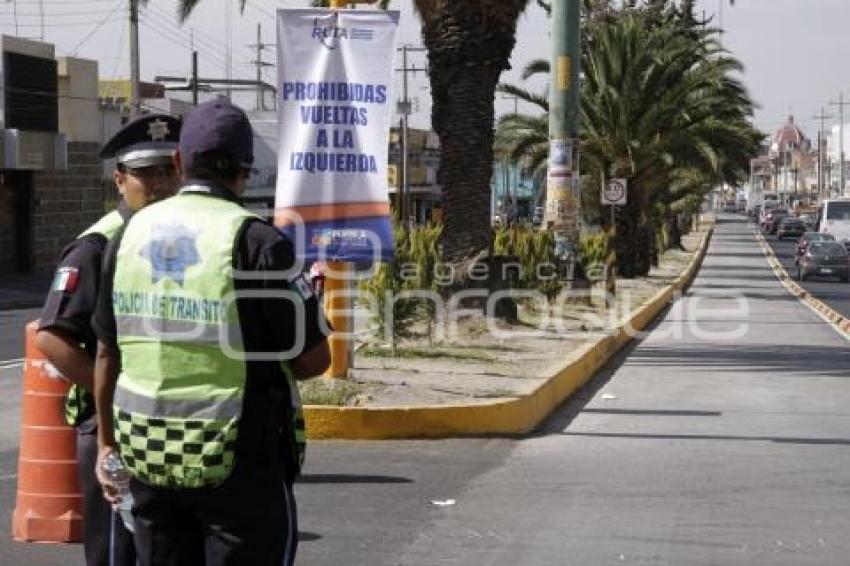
[559,431,850,446]
[627,344,850,377]
[581,408,722,417]
[299,473,414,484]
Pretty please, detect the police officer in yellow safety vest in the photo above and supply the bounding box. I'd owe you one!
[91,99,332,566]
[36,114,181,566]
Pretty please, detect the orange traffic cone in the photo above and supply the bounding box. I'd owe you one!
[12,321,83,542]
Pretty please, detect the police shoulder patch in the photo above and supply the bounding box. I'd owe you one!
[52,267,80,293]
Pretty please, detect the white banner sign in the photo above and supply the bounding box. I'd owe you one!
[275,8,399,262]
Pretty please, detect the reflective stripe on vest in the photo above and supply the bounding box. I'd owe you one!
[65,209,126,427]
[112,192,257,488]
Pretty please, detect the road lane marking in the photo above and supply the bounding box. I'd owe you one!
[753,227,850,343]
[0,358,23,370]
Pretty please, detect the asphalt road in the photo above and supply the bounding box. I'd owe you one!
[0,308,39,362]
[762,229,850,320]
[3,215,850,565]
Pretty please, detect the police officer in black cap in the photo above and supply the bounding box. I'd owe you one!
[92,99,330,566]
[36,113,181,566]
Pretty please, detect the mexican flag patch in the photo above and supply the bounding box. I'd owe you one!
[52,267,80,293]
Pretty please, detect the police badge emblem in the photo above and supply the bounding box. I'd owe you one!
[147,118,171,141]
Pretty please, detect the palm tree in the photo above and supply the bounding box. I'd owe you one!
[412,1,533,262]
[583,13,759,275]
[496,5,760,277]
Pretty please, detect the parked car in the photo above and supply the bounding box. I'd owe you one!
[761,208,789,235]
[795,232,836,265]
[798,241,849,282]
[777,217,806,240]
[798,212,818,231]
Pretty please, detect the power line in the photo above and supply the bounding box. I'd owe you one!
[139,19,228,73]
[139,10,231,71]
[109,8,127,81]
[243,0,276,20]
[7,8,126,17]
[70,0,124,56]
[0,18,123,28]
[141,5,252,66]
[145,2,253,60]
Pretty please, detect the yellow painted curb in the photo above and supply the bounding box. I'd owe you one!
[754,228,850,340]
[305,222,715,440]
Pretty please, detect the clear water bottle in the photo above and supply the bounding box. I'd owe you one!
[101,451,134,532]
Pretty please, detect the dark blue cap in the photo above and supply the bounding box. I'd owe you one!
[99,114,181,167]
[179,98,254,172]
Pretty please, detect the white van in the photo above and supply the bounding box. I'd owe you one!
[817,198,850,242]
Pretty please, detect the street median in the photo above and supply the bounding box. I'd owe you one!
[304,222,715,440]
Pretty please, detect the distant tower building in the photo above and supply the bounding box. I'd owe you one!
[769,116,811,201]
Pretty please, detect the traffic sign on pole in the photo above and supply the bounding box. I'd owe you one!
[602,178,627,205]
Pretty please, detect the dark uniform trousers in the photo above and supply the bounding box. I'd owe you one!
[129,458,297,566]
[77,420,137,566]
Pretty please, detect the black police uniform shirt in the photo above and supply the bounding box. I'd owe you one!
[91,181,330,475]
[38,200,132,433]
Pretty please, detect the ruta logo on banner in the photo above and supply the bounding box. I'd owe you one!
[311,18,376,50]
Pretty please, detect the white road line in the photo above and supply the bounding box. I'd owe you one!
[753,227,850,344]
[0,360,23,370]
[0,473,18,481]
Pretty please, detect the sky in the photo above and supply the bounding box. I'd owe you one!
[0,0,848,139]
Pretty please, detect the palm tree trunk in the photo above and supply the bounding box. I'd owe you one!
[635,223,652,276]
[667,212,683,249]
[615,195,640,278]
[418,1,528,262]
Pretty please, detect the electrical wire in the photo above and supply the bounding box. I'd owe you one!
[145,1,256,63]
[109,9,127,81]
[139,19,229,73]
[141,9,231,64]
[0,18,123,28]
[69,0,124,56]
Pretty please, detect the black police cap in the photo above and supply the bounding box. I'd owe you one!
[179,99,254,173]
[99,114,181,168]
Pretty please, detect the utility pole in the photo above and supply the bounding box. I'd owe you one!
[395,44,427,231]
[249,23,274,111]
[191,51,199,106]
[718,0,723,34]
[129,0,141,118]
[545,0,581,244]
[501,94,520,224]
[225,1,233,100]
[813,108,833,200]
[38,0,44,42]
[830,93,849,196]
[396,117,405,219]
